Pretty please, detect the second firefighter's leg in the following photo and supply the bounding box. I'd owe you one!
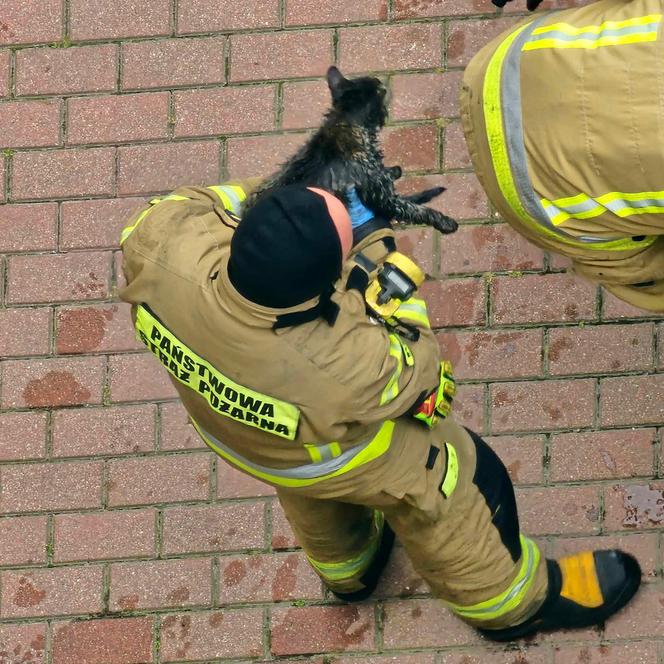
[276,489,393,599]
[384,419,548,630]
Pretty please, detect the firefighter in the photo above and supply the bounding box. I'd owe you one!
[461,0,664,311]
[119,180,640,641]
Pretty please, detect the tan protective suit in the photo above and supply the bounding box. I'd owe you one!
[461,0,664,311]
[120,180,547,629]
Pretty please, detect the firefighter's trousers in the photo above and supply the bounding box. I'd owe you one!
[277,418,548,630]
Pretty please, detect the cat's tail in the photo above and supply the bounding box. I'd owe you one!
[405,186,445,205]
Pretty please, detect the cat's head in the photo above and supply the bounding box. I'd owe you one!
[326,66,388,128]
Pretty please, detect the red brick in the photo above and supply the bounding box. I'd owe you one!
[0,0,62,45]
[67,92,169,145]
[54,509,156,562]
[373,545,429,599]
[227,133,307,179]
[491,273,597,325]
[0,307,51,357]
[159,401,206,451]
[660,324,664,369]
[554,642,658,664]
[382,124,438,172]
[490,378,595,433]
[398,172,489,220]
[440,223,545,275]
[12,147,115,200]
[0,460,103,514]
[286,0,387,25]
[108,453,211,507]
[178,0,279,32]
[0,50,9,97]
[174,85,276,138]
[271,605,375,655]
[0,624,46,663]
[71,0,170,39]
[110,558,212,611]
[16,45,117,96]
[390,71,462,122]
[56,303,141,354]
[451,383,486,433]
[444,120,472,169]
[550,429,655,482]
[437,329,542,380]
[218,552,322,603]
[160,609,263,661]
[108,352,179,402]
[601,289,658,319]
[7,252,111,303]
[271,501,299,549]
[0,100,61,148]
[0,155,5,201]
[395,227,435,274]
[1,356,104,408]
[114,250,126,289]
[485,435,544,485]
[440,650,549,664]
[217,462,276,498]
[60,197,145,250]
[382,599,480,648]
[230,31,332,83]
[162,502,266,554]
[122,37,226,90]
[548,323,654,375]
[53,616,153,664]
[600,375,664,427]
[516,486,601,535]
[332,656,434,664]
[0,515,47,566]
[52,404,155,457]
[603,583,664,639]
[0,411,47,461]
[0,202,57,252]
[420,277,486,327]
[282,79,330,130]
[603,482,664,531]
[117,141,219,195]
[550,533,658,582]
[447,17,522,68]
[339,24,442,74]
[394,0,495,18]
[1,566,103,618]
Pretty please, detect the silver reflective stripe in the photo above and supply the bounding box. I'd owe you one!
[528,22,659,43]
[500,17,624,245]
[317,443,337,463]
[604,196,664,212]
[221,186,242,214]
[198,424,367,480]
[552,198,601,216]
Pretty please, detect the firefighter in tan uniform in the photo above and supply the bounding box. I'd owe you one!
[120,179,640,641]
[463,0,664,311]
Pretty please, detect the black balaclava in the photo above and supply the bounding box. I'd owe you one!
[228,185,346,309]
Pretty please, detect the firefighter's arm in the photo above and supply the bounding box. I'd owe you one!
[167,177,263,216]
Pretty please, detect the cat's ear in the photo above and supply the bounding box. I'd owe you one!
[326,66,347,96]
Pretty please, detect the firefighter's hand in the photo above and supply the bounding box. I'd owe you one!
[412,361,456,428]
[491,0,543,10]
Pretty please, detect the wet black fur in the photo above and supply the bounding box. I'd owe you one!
[246,66,458,235]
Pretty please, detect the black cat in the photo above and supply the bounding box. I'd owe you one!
[246,66,458,235]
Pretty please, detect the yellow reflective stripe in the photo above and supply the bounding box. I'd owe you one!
[532,14,662,35]
[194,419,395,488]
[381,334,404,406]
[307,512,384,581]
[524,33,659,50]
[396,335,414,367]
[135,305,300,440]
[394,297,430,328]
[207,185,234,210]
[440,442,459,498]
[329,442,342,458]
[207,184,247,214]
[225,184,247,202]
[120,194,191,245]
[304,443,323,463]
[447,536,541,620]
[484,23,657,252]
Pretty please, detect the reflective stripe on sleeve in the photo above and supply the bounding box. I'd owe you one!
[119,194,190,245]
[446,535,541,620]
[207,184,247,215]
[380,334,405,406]
[393,297,430,328]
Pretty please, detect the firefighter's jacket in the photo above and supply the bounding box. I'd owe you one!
[119,180,441,494]
[461,0,664,311]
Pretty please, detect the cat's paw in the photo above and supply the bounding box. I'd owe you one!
[425,209,458,234]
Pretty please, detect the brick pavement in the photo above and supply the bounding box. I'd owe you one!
[1,0,663,662]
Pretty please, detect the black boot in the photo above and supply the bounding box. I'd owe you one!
[480,550,642,642]
[330,522,396,603]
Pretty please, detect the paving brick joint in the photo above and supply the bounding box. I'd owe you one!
[1,0,663,662]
